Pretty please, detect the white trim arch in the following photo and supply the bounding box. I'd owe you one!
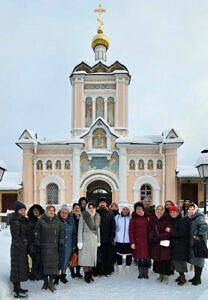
[133,176,160,205]
[80,170,119,192]
[39,175,65,206]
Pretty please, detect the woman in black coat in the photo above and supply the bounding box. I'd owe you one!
[10,201,29,298]
[35,205,64,292]
[168,205,189,285]
[27,204,44,280]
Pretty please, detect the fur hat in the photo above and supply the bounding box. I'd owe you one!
[169,205,179,213]
[98,197,107,204]
[78,197,88,206]
[134,201,144,211]
[60,204,69,211]
[14,201,26,212]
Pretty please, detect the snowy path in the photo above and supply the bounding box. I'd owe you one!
[0,228,208,300]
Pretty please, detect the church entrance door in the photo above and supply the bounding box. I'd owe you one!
[86,180,112,208]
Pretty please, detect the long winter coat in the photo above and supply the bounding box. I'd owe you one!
[35,213,64,275]
[149,214,171,261]
[185,210,208,267]
[97,208,116,244]
[129,212,150,259]
[78,211,100,267]
[9,212,29,283]
[115,214,131,244]
[169,214,189,261]
[58,213,77,270]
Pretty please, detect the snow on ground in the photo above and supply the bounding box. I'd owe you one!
[1,228,208,300]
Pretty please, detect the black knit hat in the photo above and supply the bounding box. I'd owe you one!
[134,201,144,211]
[98,197,107,204]
[14,201,26,212]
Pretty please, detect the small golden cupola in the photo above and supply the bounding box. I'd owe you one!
[91,4,109,62]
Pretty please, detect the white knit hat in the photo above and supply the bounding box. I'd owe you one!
[60,204,69,211]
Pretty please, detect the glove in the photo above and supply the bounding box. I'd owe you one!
[151,236,160,244]
[97,242,101,247]
[77,242,83,250]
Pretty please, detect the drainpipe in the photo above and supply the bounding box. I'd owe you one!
[33,138,38,204]
[159,143,165,204]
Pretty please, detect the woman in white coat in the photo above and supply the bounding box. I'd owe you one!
[78,203,101,283]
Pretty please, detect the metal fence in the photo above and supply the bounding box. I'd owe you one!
[0,222,7,230]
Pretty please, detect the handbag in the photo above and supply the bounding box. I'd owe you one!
[193,237,208,258]
[69,251,78,268]
[160,240,170,247]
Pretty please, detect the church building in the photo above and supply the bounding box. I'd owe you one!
[16,6,186,210]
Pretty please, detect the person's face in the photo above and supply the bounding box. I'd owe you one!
[165,201,172,209]
[73,205,81,214]
[18,208,26,216]
[88,205,95,214]
[136,206,144,216]
[111,204,117,210]
[81,200,87,208]
[60,209,68,220]
[170,211,178,218]
[188,206,195,216]
[156,206,164,218]
[184,200,190,207]
[33,208,40,217]
[122,207,129,216]
[99,201,107,208]
[144,199,150,207]
[48,207,55,217]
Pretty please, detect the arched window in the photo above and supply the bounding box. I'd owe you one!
[92,128,107,149]
[56,160,61,170]
[148,160,153,170]
[47,183,58,205]
[107,97,114,126]
[46,160,52,170]
[157,160,162,169]
[85,97,92,127]
[141,184,152,201]
[65,160,70,170]
[129,160,135,170]
[138,160,144,170]
[37,160,42,170]
[96,97,104,119]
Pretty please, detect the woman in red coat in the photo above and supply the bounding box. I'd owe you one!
[129,202,151,279]
[149,205,172,284]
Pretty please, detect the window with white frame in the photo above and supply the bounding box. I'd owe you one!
[47,183,58,205]
[141,184,152,201]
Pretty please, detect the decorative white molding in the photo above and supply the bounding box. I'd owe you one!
[133,175,160,205]
[39,175,65,206]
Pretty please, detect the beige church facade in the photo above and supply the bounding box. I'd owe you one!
[14,11,204,211]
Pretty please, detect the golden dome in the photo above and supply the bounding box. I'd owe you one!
[91,30,109,50]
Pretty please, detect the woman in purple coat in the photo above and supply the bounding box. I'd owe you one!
[149,205,172,284]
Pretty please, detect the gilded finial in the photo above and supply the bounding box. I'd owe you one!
[94,4,106,33]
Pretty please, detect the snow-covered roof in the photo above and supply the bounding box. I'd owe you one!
[176,165,200,178]
[0,161,7,170]
[0,172,22,191]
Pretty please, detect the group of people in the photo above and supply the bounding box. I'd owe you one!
[9,196,208,298]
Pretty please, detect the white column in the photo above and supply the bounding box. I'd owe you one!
[72,146,81,203]
[33,159,37,203]
[118,146,127,207]
[104,99,107,122]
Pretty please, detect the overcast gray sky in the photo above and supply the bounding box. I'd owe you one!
[1,0,208,172]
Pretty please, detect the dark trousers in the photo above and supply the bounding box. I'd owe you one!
[96,243,114,276]
[116,254,132,266]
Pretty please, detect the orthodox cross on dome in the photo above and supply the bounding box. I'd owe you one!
[94,4,106,28]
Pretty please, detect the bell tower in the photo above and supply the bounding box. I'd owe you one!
[69,5,131,137]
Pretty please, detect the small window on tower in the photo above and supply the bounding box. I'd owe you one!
[129,160,135,170]
[46,160,52,170]
[56,160,61,170]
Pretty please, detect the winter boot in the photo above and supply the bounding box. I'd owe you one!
[125,265,131,276]
[84,272,91,283]
[117,265,123,276]
[60,274,68,284]
[70,267,76,278]
[156,274,163,282]
[143,267,149,279]
[48,275,56,292]
[75,266,83,278]
[178,274,187,286]
[13,283,28,298]
[88,270,94,282]
[192,266,202,286]
[138,266,143,279]
[162,275,169,284]
[54,275,59,285]
[19,284,28,294]
[41,276,49,290]
[175,276,181,282]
